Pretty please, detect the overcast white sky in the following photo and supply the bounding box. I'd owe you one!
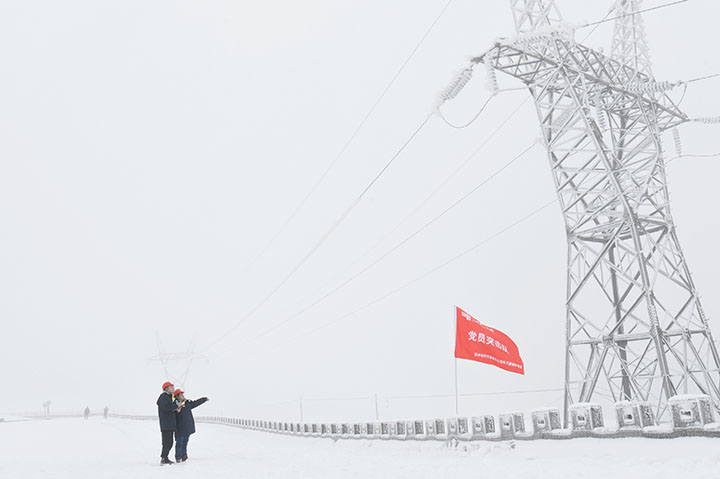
[2,0,720,421]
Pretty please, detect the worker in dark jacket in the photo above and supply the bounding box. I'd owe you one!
[157,381,181,465]
[172,389,209,462]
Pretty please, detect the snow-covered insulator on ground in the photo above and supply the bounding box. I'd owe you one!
[456,417,472,439]
[431,418,447,439]
[615,401,656,429]
[470,415,496,439]
[499,412,526,440]
[393,421,406,439]
[668,394,715,429]
[531,409,562,438]
[569,403,604,432]
[410,420,426,439]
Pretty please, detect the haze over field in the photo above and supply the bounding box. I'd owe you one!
[2,0,720,424]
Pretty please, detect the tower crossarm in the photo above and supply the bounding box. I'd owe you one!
[570,329,716,347]
[149,352,203,361]
[474,38,687,131]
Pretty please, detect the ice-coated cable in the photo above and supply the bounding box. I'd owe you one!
[202,113,434,353]
[439,96,493,129]
[222,141,539,352]
[245,0,456,271]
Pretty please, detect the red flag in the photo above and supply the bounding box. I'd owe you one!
[454,306,524,375]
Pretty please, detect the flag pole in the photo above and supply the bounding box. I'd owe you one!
[453,305,459,416]
[454,357,459,416]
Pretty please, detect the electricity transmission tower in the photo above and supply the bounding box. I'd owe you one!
[476,0,720,422]
[148,332,206,389]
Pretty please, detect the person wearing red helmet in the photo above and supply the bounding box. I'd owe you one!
[157,381,182,465]
[172,389,209,462]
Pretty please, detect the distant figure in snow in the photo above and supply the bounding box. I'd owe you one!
[157,381,181,465]
[84,406,90,420]
[42,401,51,417]
[172,389,209,463]
[103,406,109,419]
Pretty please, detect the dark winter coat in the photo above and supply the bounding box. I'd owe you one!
[175,397,208,437]
[157,392,177,431]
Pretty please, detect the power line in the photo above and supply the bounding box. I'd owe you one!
[578,0,690,29]
[389,388,565,400]
[360,114,434,198]
[202,113,435,352]
[202,2,458,353]
[223,141,539,351]
[346,141,539,291]
[248,0,456,266]
[269,388,565,404]
[324,96,531,287]
[222,95,531,356]
[217,197,557,362]
[302,198,557,338]
[216,4,643,353]
[208,0,624,354]
[578,3,618,43]
[439,96,493,129]
[403,98,530,225]
[208,0,670,355]
[666,152,720,165]
[302,396,370,402]
[686,73,720,84]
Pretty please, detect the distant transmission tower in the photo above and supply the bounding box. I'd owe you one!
[148,332,206,389]
[476,0,720,422]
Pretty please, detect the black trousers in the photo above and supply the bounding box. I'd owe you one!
[160,430,174,459]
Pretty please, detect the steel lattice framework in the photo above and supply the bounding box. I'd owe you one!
[148,332,206,389]
[476,0,720,422]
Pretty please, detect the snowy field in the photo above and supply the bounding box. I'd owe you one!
[1,417,720,478]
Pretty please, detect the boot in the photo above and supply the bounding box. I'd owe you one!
[160,457,174,465]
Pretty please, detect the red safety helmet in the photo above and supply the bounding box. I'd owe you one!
[162,381,174,390]
[173,389,184,397]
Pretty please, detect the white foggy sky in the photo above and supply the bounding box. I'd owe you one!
[2,0,720,421]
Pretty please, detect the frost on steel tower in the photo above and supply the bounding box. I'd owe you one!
[475,0,720,422]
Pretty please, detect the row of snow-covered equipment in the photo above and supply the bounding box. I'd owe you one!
[195,414,503,440]
[191,395,720,440]
[108,394,720,440]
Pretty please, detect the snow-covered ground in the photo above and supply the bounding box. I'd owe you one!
[1,416,719,478]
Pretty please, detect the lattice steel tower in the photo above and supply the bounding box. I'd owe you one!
[477,0,720,421]
[148,332,206,390]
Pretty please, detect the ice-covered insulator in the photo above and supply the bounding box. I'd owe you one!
[672,127,682,157]
[693,116,720,124]
[625,80,678,94]
[596,106,608,132]
[552,109,574,130]
[485,60,499,96]
[440,67,474,103]
[594,90,607,132]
